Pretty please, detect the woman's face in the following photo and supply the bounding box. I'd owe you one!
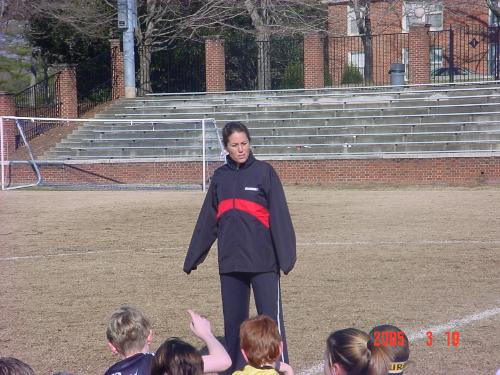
[225,131,250,165]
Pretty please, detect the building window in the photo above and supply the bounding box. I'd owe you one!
[402,1,443,32]
[347,5,365,36]
[430,47,443,74]
[348,51,365,76]
[489,8,500,26]
[402,48,409,81]
[489,43,498,76]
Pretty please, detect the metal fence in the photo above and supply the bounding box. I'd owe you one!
[137,40,205,95]
[76,49,113,116]
[429,25,500,83]
[225,34,304,91]
[14,72,62,148]
[328,32,409,87]
[14,72,61,119]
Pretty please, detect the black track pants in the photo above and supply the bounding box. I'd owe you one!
[219,271,288,373]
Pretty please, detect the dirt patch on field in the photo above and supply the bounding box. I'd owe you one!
[0,187,499,374]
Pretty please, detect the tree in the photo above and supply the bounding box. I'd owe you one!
[28,0,208,94]
[0,25,33,92]
[21,0,328,93]
[0,0,36,91]
[347,0,375,83]
[177,0,327,89]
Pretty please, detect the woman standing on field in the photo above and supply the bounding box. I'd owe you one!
[184,121,296,373]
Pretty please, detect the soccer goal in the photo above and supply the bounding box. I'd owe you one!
[0,116,224,191]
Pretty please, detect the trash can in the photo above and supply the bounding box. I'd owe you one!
[389,63,405,86]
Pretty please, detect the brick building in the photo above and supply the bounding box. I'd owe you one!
[325,0,497,85]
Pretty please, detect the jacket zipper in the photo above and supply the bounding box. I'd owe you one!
[233,164,239,210]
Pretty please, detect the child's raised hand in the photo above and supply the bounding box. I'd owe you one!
[187,309,213,341]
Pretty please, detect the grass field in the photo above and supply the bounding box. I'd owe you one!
[1,187,499,374]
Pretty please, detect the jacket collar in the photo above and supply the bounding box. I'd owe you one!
[226,151,256,170]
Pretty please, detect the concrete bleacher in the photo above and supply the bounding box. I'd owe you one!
[43,82,500,160]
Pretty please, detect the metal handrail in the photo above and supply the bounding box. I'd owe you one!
[124,93,500,110]
[109,110,500,121]
[145,80,500,97]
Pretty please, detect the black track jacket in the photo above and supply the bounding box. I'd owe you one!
[184,152,296,275]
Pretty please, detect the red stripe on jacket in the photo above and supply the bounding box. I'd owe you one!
[217,199,270,228]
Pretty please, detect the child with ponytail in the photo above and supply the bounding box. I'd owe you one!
[324,328,392,375]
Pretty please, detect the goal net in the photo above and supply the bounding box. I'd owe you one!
[1,116,224,191]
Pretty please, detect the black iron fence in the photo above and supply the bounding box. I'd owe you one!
[76,49,113,116]
[137,40,205,95]
[328,32,409,87]
[14,72,62,148]
[429,25,500,83]
[225,34,304,91]
[14,72,61,118]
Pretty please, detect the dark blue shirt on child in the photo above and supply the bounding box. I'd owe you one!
[104,352,154,375]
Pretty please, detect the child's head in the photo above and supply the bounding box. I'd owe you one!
[0,357,35,375]
[150,338,203,375]
[106,305,152,357]
[368,325,409,375]
[324,328,392,375]
[239,315,282,367]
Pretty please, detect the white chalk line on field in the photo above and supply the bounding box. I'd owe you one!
[297,306,500,375]
[2,239,500,261]
[0,246,184,261]
[298,240,500,246]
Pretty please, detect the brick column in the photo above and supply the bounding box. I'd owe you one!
[304,32,325,89]
[110,39,125,99]
[0,92,16,159]
[55,64,78,119]
[205,37,225,92]
[409,24,431,85]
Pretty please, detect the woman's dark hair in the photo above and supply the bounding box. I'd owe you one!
[150,338,203,375]
[222,121,251,147]
[0,357,35,375]
[326,328,392,375]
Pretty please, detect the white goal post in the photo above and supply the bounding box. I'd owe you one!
[0,116,224,191]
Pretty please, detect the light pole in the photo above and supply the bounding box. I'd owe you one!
[118,0,137,98]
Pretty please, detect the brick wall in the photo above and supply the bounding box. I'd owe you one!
[304,33,325,89]
[0,92,16,160]
[109,39,125,99]
[444,0,489,27]
[55,65,78,119]
[328,4,348,36]
[4,158,500,187]
[328,0,488,35]
[326,0,490,85]
[205,37,225,92]
[409,25,431,84]
[328,2,403,36]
